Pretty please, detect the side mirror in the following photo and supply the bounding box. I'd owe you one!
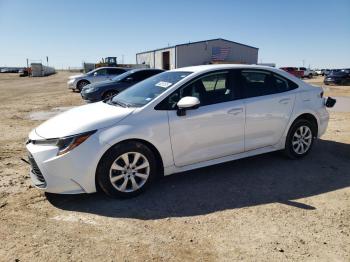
[176,96,200,116]
[93,72,98,77]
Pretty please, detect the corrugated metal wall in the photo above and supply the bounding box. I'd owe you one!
[136,52,155,68]
[176,39,258,68]
[136,47,176,70]
[154,47,175,69]
[31,63,55,77]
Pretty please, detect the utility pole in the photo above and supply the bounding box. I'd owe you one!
[302,59,305,67]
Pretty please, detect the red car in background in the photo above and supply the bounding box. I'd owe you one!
[280,67,304,78]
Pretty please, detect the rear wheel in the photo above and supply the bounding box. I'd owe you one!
[96,141,157,198]
[284,119,316,159]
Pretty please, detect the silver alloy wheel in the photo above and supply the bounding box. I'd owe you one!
[292,125,312,155]
[109,152,150,193]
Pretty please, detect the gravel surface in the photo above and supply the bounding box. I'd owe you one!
[0,72,349,261]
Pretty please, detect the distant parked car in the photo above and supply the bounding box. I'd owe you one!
[19,68,30,77]
[322,69,331,76]
[297,67,313,78]
[315,69,322,76]
[280,67,304,78]
[67,67,130,92]
[324,71,350,85]
[310,69,318,76]
[81,69,164,102]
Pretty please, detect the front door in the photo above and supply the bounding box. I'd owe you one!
[92,68,108,83]
[167,70,245,166]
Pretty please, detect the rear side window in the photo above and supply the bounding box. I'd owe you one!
[107,68,126,75]
[131,71,154,81]
[240,70,298,98]
[201,74,227,91]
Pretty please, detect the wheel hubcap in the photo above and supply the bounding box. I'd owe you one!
[292,125,312,154]
[109,152,150,193]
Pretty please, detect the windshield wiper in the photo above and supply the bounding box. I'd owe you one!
[108,99,127,108]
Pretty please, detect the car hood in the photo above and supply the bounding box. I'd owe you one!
[327,75,345,79]
[69,74,85,80]
[34,102,134,138]
[84,79,120,90]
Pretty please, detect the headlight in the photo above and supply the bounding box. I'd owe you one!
[30,130,96,156]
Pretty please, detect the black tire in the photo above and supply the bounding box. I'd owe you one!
[284,119,316,159]
[76,80,90,92]
[96,141,158,198]
[102,90,118,100]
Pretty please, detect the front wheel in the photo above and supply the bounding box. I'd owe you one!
[284,119,316,159]
[102,90,118,100]
[77,80,90,92]
[96,141,158,198]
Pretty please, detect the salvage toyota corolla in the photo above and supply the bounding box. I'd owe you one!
[26,65,335,198]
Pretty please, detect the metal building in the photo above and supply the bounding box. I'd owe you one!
[136,38,258,70]
[31,63,55,77]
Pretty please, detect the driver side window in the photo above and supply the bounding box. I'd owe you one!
[95,69,107,76]
[164,71,233,109]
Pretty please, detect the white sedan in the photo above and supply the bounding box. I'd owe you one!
[26,65,335,198]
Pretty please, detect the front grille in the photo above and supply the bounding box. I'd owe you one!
[28,154,46,185]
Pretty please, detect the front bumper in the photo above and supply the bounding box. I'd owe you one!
[67,79,77,89]
[317,106,329,138]
[81,90,100,103]
[26,131,109,194]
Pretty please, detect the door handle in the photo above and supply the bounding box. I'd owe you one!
[228,108,243,115]
[279,98,291,104]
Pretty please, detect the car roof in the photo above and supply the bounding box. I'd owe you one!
[170,64,308,87]
[171,64,279,73]
[128,68,164,72]
[96,67,129,70]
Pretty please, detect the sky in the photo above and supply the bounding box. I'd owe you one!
[0,0,349,69]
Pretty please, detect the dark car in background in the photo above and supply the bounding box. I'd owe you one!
[324,70,350,85]
[81,68,164,102]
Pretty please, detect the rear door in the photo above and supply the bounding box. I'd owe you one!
[240,69,297,151]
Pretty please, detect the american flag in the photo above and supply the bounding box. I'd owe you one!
[211,46,231,61]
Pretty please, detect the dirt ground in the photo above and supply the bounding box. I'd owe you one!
[0,72,349,261]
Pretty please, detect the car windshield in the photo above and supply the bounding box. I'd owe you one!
[330,71,346,76]
[109,71,192,107]
[86,68,101,76]
[111,70,137,81]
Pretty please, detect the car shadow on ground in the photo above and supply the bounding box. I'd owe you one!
[46,139,350,220]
